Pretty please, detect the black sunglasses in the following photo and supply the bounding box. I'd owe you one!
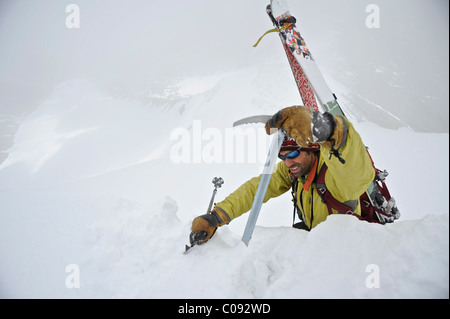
[278,148,301,160]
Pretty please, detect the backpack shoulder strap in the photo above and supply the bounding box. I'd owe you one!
[316,163,355,216]
[290,173,301,225]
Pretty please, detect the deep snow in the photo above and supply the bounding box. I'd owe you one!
[0,0,448,299]
[0,70,448,299]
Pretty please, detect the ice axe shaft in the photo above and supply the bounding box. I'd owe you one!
[242,129,285,246]
[206,188,217,214]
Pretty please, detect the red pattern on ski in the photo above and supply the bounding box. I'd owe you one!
[282,42,319,112]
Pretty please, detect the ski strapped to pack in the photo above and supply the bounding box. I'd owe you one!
[264,4,320,112]
[258,0,400,226]
[239,0,400,245]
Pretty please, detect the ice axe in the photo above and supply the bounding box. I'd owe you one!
[184,177,224,253]
[206,177,224,213]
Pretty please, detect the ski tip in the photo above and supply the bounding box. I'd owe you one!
[242,240,250,247]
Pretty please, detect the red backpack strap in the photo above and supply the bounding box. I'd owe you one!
[316,164,357,216]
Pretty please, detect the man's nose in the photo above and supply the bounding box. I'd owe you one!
[283,158,295,166]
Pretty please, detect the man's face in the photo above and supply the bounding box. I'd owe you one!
[279,149,316,178]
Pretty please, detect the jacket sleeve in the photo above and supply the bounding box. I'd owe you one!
[215,161,292,221]
[321,118,375,204]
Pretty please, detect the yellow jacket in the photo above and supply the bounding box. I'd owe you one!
[215,120,375,230]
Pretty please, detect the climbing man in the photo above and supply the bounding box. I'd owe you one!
[189,105,387,246]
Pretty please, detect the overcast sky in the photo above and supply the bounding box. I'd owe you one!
[0,0,448,131]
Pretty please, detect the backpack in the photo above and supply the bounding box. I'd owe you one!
[291,149,401,226]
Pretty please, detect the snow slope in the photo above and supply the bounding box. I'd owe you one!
[0,0,448,299]
[0,69,448,299]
